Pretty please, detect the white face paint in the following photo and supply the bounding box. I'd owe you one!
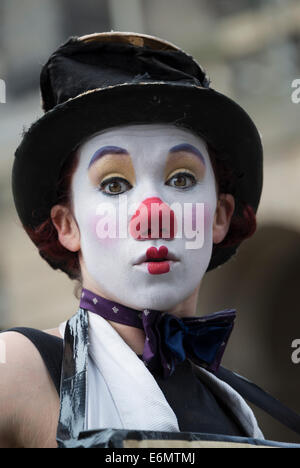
[71,124,218,311]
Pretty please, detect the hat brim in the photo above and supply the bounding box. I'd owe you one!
[12,82,263,270]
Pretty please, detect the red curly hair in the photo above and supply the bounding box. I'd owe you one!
[24,142,256,280]
[24,149,81,280]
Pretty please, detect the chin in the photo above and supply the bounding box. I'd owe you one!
[128,282,197,312]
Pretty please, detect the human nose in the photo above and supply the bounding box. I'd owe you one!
[129,197,177,240]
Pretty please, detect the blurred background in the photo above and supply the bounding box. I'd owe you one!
[0,0,299,443]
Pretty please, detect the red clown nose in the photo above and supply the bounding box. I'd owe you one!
[129,197,177,240]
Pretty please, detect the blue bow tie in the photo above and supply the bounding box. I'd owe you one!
[80,288,236,379]
[141,309,236,378]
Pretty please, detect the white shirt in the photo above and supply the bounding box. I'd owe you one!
[59,311,264,439]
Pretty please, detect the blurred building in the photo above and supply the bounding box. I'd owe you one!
[0,0,299,443]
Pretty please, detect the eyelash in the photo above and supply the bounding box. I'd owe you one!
[98,172,197,196]
[166,171,197,190]
[99,176,132,196]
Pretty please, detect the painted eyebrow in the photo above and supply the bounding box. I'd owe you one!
[88,146,129,169]
[169,144,206,165]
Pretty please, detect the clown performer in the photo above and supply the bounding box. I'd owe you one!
[1,32,299,449]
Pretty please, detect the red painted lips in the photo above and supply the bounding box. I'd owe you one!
[146,246,170,275]
[146,245,168,261]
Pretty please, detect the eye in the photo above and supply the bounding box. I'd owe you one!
[166,171,197,190]
[99,176,132,196]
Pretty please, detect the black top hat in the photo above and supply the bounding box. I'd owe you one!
[12,31,263,271]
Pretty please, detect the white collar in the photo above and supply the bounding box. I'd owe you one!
[59,312,179,431]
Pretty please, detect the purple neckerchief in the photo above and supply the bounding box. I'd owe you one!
[80,288,236,379]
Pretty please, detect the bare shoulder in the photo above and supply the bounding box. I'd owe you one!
[0,329,61,448]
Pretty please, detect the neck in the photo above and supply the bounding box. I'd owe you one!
[81,278,200,356]
[167,287,200,319]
